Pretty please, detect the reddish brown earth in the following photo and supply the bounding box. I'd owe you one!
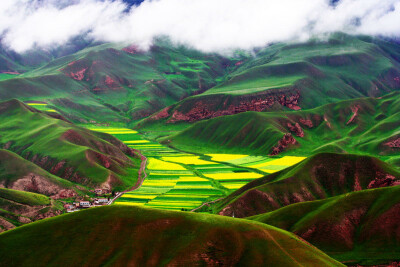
[217,154,400,218]
[165,89,301,123]
[0,198,63,233]
[297,207,368,251]
[8,173,77,199]
[299,118,314,128]
[384,137,400,148]
[346,105,360,125]
[61,59,130,93]
[269,133,298,156]
[122,44,141,54]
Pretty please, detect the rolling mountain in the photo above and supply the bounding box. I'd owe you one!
[154,92,400,165]
[0,187,63,233]
[0,99,141,191]
[0,149,82,199]
[142,34,400,125]
[0,205,343,266]
[205,153,400,217]
[248,185,400,266]
[0,40,233,123]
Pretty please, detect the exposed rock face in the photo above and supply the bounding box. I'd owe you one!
[299,118,314,128]
[269,133,298,156]
[61,59,130,93]
[346,105,360,125]
[368,172,400,189]
[0,218,16,233]
[10,173,77,199]
[287,122,304,137]
[167,89,301,123]
[145,106,172,122]
[385,137,400,148]
[0,198,63,233]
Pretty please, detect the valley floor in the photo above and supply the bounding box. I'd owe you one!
[86,126,306,211]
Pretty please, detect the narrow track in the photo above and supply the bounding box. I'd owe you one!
[108,150,148,205]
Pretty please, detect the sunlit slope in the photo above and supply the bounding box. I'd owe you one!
[248,185,400,266]
[207,153,400,217]
[160,92,400,164]
[87,126,304,211]
[0,205,343,266]
[143,34,400,124]
[0,99,140,191]
[0,41,233,122]
[0,149,81,197]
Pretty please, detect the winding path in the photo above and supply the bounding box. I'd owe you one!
[107,150,148,205]
[190,197,224,212]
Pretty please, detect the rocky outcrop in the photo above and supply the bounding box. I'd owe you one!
[10,173,77,199]
[61,59,130,93]
[346,105,360,125]
[287,122,304,137]
[269,133,298,156]
[167,89,301,123]
[384,137,400,148]
[368,172,400,189]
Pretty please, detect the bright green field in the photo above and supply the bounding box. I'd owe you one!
[25,102,58,113]
[87,126,306,211]
[0,73,19,81]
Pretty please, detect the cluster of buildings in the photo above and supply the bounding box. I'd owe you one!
[63,188,116,213]
[64,198,109,212]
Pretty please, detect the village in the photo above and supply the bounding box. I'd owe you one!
[63,188,119,212]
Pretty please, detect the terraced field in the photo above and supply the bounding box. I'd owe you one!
[86,126,306,211]
[25,101,58,113]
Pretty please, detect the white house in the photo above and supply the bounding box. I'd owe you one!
[79,201,91,208]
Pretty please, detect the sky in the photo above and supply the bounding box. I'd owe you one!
[0,0,399,53]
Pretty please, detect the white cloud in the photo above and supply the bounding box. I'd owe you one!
[1,0,400,53]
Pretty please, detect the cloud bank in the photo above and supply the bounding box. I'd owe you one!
[1,0,400,53]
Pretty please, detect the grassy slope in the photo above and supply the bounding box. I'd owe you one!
[0,187,63,231]
[0,149,81,194]
[215,33,399,102]
[248,185,400,265]
[0,188,50,206]
[208,153,400,217]
[0,205,343,267]
[159,92,400,163]
[0,99,140,191]
[141,34,400,125]
[0,41,233,123]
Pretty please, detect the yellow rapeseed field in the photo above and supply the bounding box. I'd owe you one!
[161,156,217,165]
[249,156,306,169]
[123,140,150,144]
[141,179,179,187]
[115,202,145,206]
[120,194,158,199]
[206,154,248,161]
[205,172,263,180]
[176,176,209,182]
[147,158,186,170]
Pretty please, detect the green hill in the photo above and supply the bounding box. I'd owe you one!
[0,205,343,266]
[153,92,400,166]
[0,99,141,191]
[143,34,400,124]
[0,188,63,233]
[206,153,400,217]
[0,41,234,123]
[248,185,400,266]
